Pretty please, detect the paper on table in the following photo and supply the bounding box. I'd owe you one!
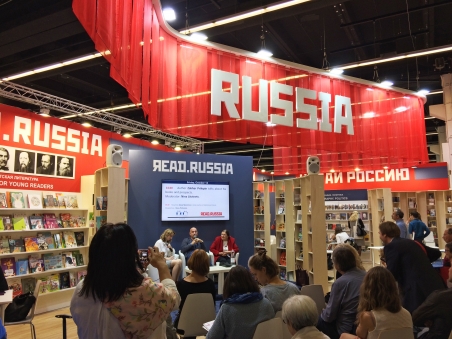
[203,320,215,332]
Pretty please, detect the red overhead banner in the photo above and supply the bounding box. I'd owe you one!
[72,0,429,175]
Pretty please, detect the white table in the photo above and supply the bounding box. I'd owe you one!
[185,265,233,294]
[368,246,384,267]
[0,290,13,322]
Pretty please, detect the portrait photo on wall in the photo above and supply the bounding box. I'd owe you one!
[56,156,75,178]
[36,153,56,175]
[0,145,13,172]
[14,149,35,174]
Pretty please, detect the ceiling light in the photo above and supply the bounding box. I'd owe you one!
[190,33,208,41]
[354,167,360,172]
[383,166,389,169]
[39,108,50,117]
[257,49,273,58]
[151,140,160,145]
[330,169,335,173]
[174,146,182,151]
[81,122,92,127]
[362,112,376,118]
[285,172,289,175]
[417,89,430,96]
[380,80,393,87]
[427,90,443,95]
[271,171,274,175]
[261,169,266,172]
[123,133,132,138]
[163,8,176,21]
[330,68,344,75]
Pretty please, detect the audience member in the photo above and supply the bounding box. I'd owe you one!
[248,249,300,312]
[155,229,182,281]
[444,243,452,287]
[282,295,329,339]
[206,265,274,339]
[412,285,452,339]
[379,221,445,313]
[210,229,239,265]
[332,225,349,244]
[392,209,408,239]
[70,223,180,339]
[408,211,430,242]
[180,227,206,260]
[340,267,412,339]
[317,246,366,339]
[333,243,365,280]
[442,229,452,267]
[175,249,215,339]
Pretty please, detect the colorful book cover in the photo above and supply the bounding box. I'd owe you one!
[28,255,45,273]
[0,238,10,254]
[43,214,59,229]
[96,197,103,210]
[62,252,76,268]
[1,257,16,276]
[36,233,48,250]
[74,253,84,266]
[64,196,78,209]
[29,215,44,229]
[96,216,107,230]
[0,193,7,208]
[77,216,86,227]
[16,259,29,275]
[8,278,22,297]
[21,278,36,294]
[102,196,108,210]
[12,216,26,230]
[55,193,66,208]
[63,231,76,248]
[24,237,39,252]
[69,216,79,228]
[0,218,3,231]
[2,216,12,230]
[44,194,56,208]
[39,277,49,294]
[43,253,63,270]
[27,193,43,209]
[8,238,25,253]
[53,233,64,249]
[13,214,30,229]
[69,272,77,287]
[60,213,71,228]
[74,231,84,246]
[48,274,60,292]
[77,270,87,282]
[59,272,70,289]
[10,192,25,209]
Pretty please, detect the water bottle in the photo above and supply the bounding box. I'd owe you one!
[231,250,236,265]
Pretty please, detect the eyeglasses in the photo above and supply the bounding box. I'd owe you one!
[445,249,451,253]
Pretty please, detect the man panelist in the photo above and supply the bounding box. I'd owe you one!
[180,227,206,260]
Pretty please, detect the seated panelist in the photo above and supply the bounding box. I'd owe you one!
[155,228,182,282]
[180,227,206,260]
[210,229,239,265]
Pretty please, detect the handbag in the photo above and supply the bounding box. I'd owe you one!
[295,265,309,287]
[5,292,36,322]
[356,220,367,237]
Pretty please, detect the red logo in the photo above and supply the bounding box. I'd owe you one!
[201,212,222,216]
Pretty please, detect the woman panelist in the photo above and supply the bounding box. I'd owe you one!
[210,229,239,265]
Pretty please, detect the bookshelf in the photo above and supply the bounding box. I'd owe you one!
[253,181,271,254]
[274,180,290,280]
[283,179,295,282]
[368,188,392,246]
[293,178,303,270]
[442,190,452,248]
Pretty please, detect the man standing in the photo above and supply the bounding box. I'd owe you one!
[0,148,9,171]
[442,229,452,268]
[392,209,408,239]
[380,221,445,313]
[57,157,72,176]
[36,154,54,175]
[408,211,430,242]
[180,227,206,260]
[317,246,366,339]
[15,151,34,173]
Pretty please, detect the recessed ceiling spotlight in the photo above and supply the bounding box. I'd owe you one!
[380,80,393,87]
[174,146,182,151]
[330,68,344,75]
[151,140,159,145]
[123,133,132,138]
[190,32,208,41]
[270,171,274,175]
[257,49,273,58]
[266,122,276,127]
[330,169,335,173]
[163,8,176,21]
[261,169,266,172]
[81,122,92,127]
[285,172,289,175]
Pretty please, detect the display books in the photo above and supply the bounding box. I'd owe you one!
[1,257,16,276]
[28,255,44,273]
[429,209,436,217]
[63,196,78,209]
[96,197,103,210]
[8,238,25,253]
[77,270,87,282]
[24,237,39,252]
[12,216,27,230]
[53,233,64,249]
[296,210,302,222]
[77,216,86,227]
[59,272,70,289]
[43,194,57,208]
[43,214,59,229]
[10,192,26,209]
[277,203,285,214]
[16,259,29,275]
[8,278,22,298]
[21,278,36,294]
[60,213,71,228]
[43,253,63,270]
[62,252,76,268]
[74,231,84,246]
[408,198,417,209]
[27,193,43,209]
[69,272,77,287]
[48,274,60,292]
[55,193,66,208]
[1,216,12,230]
[73,252,84,266]
[36,233,49,250]
[0,238,10,254]
[96,216,107,230]
[0,193,7,208]
[428,193,435,205]
[63,231,76,248]
[37,232,55,250]
[39,277,49,294]
[448,207,452,213]
[29,215,44,229]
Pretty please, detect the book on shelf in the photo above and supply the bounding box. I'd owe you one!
[408,198,417,209]
[39,276,49,294]
[43,194,57,208]
[16,259,29,275]
[1,216,12,230]
[59,272,70,289]
[62,252,77,268]
[63,196,78,209]
[429,209,436,217]
[69,272,77,287]
[340,213,347,220]
[0,193,8,208]
[48,274,60,292]
[28,255,45,273]
[428,193,435,205]
[8,238,25,253]
[77,270,87,282]
[24,237,39,252]
[277,203,285,214]
[8,277,23,298]
[36,233,49,250]
[448,207,452,213]
[27,193,43,209]
[73,252,84,266]
[10,192,26,209]
[60,213,71,228]
[429,220,437,228]
[63,231,76,248]
[77,216,86,227]
[21,277,36,294]
[96,197,103,210]
[293,193,301,205]
[43,214,60,229]
[74,231,84,246]
[55,193,66,208]
[96,216,107,230]
[53,233,64,249]
[43,253,64,270]
[102,196,108,210]
[29,215,44,229]
[296,210,302,222]
[1,257,16,276]
[0,238,10,254]
[12,215,27,230]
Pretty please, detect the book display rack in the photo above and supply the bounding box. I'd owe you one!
[274,180,290,281]
[368,189,392,246]
[253,181,271,254]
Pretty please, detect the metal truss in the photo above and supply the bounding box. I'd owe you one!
[0,80,204,153]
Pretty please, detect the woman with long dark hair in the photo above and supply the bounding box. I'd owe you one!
[70,223,180,339]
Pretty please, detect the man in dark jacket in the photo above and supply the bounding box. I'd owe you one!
[379,221,445,313]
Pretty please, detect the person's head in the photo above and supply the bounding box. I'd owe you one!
[41,154,52,170]
[449,266,452,284]
[80,223,144,302]
[223,265,259,299]
[0,147,9,167]
[445,242,452,260]
[392,209,404,221]
[410,211,421,220]
[335,243,365,271]
[189,227,198,239]
[187,249,210,276]
[248,249,279,285]
[379,221,400,244]
[19,151,30,168]
[220,229,230,241]
[160,228,175,242]
[332,245,356,273]
[334,225,343,235]
[443,228,452,244]
[58,157,71,175]
[358,266,401,315]
[282,295,319,335]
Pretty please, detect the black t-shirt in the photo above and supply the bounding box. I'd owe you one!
[0,266,8,291]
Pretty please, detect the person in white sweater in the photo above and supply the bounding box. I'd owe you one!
[155,228,182,281]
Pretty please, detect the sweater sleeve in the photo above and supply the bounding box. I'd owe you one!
[412,291,439,326]
[230,238,239,252]
[206,306,226,339]
[180,238,193,254]
[210,237,221,256]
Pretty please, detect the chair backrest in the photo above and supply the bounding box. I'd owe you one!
[253,317,283,339]
[234,252,240,265]
[299,285,325,315]
[274,311,292,339]
[208,251,214,266]
[145,264,160,283]
[28,279,42,319]
[179,250,187,278]
[177,293,216,337]
[378,328,414,339]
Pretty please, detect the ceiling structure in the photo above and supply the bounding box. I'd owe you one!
[0,0,451,172]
